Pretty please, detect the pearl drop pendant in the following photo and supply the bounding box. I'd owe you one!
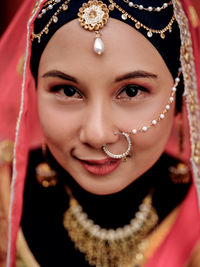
[94,37,104,55]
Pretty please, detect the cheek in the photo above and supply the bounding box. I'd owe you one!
[37,93,78,150]
[132,104,175,168]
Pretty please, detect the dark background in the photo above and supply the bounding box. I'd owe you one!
[1,0,24,36]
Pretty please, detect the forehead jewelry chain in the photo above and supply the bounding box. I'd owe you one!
[122,0,172,12]
[108,0,175,39]
[102,69,181,160]
[37,0,62,19]
[32,0,176,53]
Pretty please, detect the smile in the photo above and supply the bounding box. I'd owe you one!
[79,158,122,175]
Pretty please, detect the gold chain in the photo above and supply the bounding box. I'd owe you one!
[108,0,175,39]
[31,0,71,43]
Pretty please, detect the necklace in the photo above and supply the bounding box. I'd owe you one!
[63,187,158,267]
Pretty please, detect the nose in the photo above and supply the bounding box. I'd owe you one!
[79,102,118,149]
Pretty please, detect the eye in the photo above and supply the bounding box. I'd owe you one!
[51,84,82,100]
[117,84,148,99]
[62,85,77,97]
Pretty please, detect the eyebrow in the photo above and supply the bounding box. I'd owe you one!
[42,69,158,83]
[115,71,158,82]
[42,70,78,83]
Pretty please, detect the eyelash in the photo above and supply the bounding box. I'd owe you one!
[50,84,149,101]
[51,84,82,99]
[116,84,149,100]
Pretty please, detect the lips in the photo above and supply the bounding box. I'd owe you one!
[79,158,121,175]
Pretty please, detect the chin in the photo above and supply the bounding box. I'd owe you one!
[73,175,135,195]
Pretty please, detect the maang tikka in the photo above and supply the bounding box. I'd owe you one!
[78,0,109,55]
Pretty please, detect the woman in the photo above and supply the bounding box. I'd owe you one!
[0,0,200,266]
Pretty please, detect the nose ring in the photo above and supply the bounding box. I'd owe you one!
[102,132,131,159]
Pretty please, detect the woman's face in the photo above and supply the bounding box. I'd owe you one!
[37,18,175,195]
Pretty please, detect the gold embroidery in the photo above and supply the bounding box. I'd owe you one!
[173,0,200,193]
[188,5,199,28]
[0,140,14,164]
[32,0,44,16]
[17,55,25,77]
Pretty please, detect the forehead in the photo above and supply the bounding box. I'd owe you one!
[39,18,170,77]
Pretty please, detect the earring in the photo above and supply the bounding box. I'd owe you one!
[169,106,190,184]
[36,142,57,188]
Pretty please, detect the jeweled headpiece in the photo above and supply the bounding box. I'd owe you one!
[31,0,181,81]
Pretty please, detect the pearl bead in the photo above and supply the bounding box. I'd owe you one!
[156,7,161,11]
[42,9,46,14]
[48,4,53,9]
[136,211,145,220]
[147,31,153,38]
[121,13,128,20]
[166,105,170,110]
[169,97,174,103]
[131,221,141,231]
[175,77,180,83]
[128,2,134,7]
[100,229,107,240]
[132,129,137,134]
[108,229,115,240]
[72,205,82,213]
[84,219,93,228]
[124,226,132,236]
[160,114,165,119]
[37,14,42,19]
[148,6,153,11]
[163,3,168,8]
[91,225,100,235]
[139,5,143,10]
[53,16,58,23]
[116,228,124,239]
[79,213,87,221]
[94,37,104,55]
[139,204,150,212]
[172,87,177,92]
[152,120,157,125]
[142,126,147,132]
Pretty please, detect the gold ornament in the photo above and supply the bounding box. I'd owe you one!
[63,186,158,267]
[35,143,57,187]
[169,108,191,184]
[78,0,110,55]
[78,0,109,31]
[0,140,14,164]
[36,162,57,187]
[169,162,190,184]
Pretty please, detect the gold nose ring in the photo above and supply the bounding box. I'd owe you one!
[102,132,131,159]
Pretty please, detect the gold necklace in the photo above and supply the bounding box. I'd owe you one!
[63,187,158,267]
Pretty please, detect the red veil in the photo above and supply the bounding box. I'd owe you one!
[0,0,200,266]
